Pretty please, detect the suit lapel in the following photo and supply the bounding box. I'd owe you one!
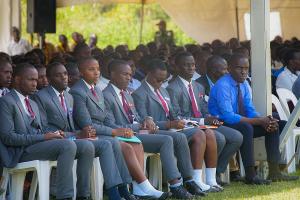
[142,81,166,110]
[47,87,69,124]
[64,93,75,131]
[175,77,190,101]
[108,84,130,123]
[11,90,32,133]
[80,79,104,111]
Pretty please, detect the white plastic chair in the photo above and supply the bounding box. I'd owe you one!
[2,160,57,200]
[144,153,162,191]
[272,94,300,173]
[90,157,104,200]
[276,88,299,117]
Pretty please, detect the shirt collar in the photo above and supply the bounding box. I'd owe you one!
[206,75,214,87]
[178,76,192,87]
[51,86,63,97]
[145,80,156,93]
[82,79,94,90]
[14,89,27,102]
[111,83,122,95]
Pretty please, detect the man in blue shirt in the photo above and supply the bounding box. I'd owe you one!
[208,53,298,184]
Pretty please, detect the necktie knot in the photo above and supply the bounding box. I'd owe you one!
[90,86,98,99]
[155,89,170,117]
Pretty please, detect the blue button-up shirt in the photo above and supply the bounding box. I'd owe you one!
[208,74,260,124]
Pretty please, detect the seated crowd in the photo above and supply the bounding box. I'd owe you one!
[0,28,300,200]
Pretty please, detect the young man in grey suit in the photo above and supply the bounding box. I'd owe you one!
[167,52,243,187]
[0,59,12,97]
[132,59,223,192]
[32,62,134,200]
[0,63,80,200]
[69,57,167,200]
[103,60,208,199]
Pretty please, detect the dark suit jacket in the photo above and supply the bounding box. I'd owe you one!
[103,84,142,132]
[167,77,208,122]
[32,86,77,137]
[69,79,118,136]
[196,75,210,96]
[132,81,179,130]
[0,90,45,167]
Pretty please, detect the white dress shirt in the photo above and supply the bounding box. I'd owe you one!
[178,76,205,125]
[51,87,67,111]
[192,72,201,80]
[15,89,30,116]
[146,81,170,113]
[276,67,300,91]
[7,38,32,56]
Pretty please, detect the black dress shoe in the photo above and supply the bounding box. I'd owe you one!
[76,197,92,200]
[157,192,170,200]
[184,181,207,196]
[127,194,140,200]
[169,185,193,199]
[216,174,229,186]
[268,173,299,182]
[230,171,244,182]
[134,195,156,200]
[245,175,271,185]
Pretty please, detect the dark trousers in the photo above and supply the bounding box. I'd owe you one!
[225,121,282,167]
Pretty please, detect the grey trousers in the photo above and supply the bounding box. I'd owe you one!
[90,137,132,189]
[136,133,181,181]
[156,130,194,179]
[20,139,77,199]
[215,126,243,174]
[100,136,132,186]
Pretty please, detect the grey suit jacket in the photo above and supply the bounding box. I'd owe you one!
[132,81,178,130]
[0,90,45,167]
[167,77,208,122]
[196,75,210,96]
[32,86,77,137]
[103,83,142,132]
[69,79,118,136]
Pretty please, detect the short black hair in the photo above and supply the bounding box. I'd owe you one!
[174,51,193,65]
[46,62,64,78]
[65,62,79,76]
[13,63,36,78]
[147,58,167,73]
[228,53,248,67]
[206,55,226,72]
[77,57,97,71]
[107,59,129,75]
[282,48,300,66]
[0,59,12,69]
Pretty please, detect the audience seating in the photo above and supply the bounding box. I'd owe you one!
[144,153,162,191]
[272,94,300,173]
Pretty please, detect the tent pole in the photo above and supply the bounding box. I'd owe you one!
[235,0,240,40]
[139,0,145,44]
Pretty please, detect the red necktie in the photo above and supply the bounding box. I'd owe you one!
[59,93,67,112]
[155,89,169,117]
[24,97,35,118]
[90,86,98,100]
[120,90,133,123]
[188,84,201,118]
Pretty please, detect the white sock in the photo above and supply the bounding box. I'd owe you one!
[193,169,210,191]
[132,181,148,196]
[205,168,218,186]
[138,179,163,198]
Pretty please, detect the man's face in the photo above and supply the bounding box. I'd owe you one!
[291,52,300,71]
[68,68,80,87]
[37,67,49,90]
[49,64,69,92]
[111,64,132,90]
[147,69,168,90]
[0,63,13,88]
[77,46,91,60]
[229,58,249,83]
[17,68,38,96]
[12,29,20,40]
[80,60,100,85]
[177,55,196,80]
[211,59,228,81]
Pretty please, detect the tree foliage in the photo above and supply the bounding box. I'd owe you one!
[21,1,196,49]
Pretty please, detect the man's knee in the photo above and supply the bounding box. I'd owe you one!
[191,131,206,145]
[75,140,95,156]
[57,139,77,155]
[237,122,254,138]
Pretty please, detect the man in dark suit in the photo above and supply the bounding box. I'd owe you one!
[196,55,228,96]
[0,59,12,97]
[103,59,207,199]
[0,63,78,200]
[32,62,133,200]
[167,52,243,187]
[132,59,222,192]
[69,57,166,200]
[208,54,298,184]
